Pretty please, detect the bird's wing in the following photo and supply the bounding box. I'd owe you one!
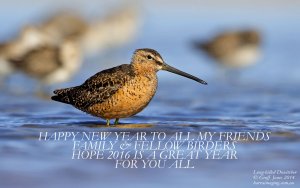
[217,32,245,48]
[53,64,135,110]
[206,34,240,57]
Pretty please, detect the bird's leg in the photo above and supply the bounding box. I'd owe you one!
[106,119,110,126]
[114,118,119,125]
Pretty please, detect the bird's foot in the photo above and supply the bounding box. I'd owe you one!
[105,119,119,127]
[114,118,119,125]
[106,119,110,126]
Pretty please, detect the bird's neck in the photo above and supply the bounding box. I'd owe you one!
[132,63,157,77]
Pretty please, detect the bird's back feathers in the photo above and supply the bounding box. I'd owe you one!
[51,64,136,111]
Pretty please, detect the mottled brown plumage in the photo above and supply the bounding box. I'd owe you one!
[194,30,261,67]
[52,48,207,126]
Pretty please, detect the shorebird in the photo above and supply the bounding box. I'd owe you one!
[0,24,74,82]
[51,48,207,126]
[0,29,82,91]
[193,30,261,68]
[80,7,139,55]
[0,26,51,68]
[0,12,86,59]
[0,7,137,89]
[7,38,82,86]
[41,12,88,44]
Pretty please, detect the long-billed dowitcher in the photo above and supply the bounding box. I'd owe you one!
[41,12,88,44]
[0,26,52,62]
[7,38,82,85]
[193,30,261,68]
[80,7,139,55]
[0,7,137,89]
[0,31,82,91]
[51,48,207,126]
[0,28,47,85]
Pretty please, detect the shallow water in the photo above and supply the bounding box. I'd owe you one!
[1,1,300,188]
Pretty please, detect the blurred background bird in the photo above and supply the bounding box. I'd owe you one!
[0,5,140,95]
[80,7,139,56]
[9,38,81,87]
[40,12,88,44]
[193,29,261,68]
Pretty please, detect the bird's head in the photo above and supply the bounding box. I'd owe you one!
[131,48,207,85]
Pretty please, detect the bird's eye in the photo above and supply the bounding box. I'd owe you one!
[147,55,153,60]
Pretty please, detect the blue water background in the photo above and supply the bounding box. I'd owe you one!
[0,0,300,188]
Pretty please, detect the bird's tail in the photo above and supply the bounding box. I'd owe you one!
[51,87,78,104]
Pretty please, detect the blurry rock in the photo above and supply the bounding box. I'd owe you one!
[193,30,261,68]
